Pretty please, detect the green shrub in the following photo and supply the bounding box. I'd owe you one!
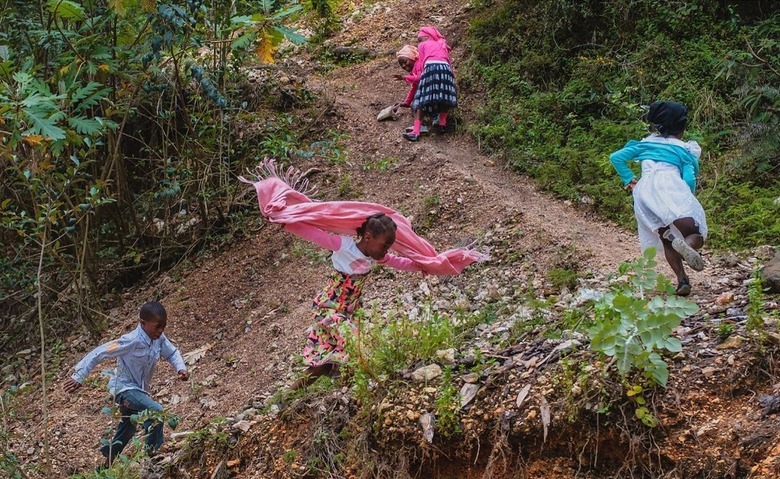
[588,248,699,387]
[462,0,780,249]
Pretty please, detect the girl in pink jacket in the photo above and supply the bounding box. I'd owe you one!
[398,26,457,141]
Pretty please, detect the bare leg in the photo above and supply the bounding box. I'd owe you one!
[672,217,704,250]
[659,227,687,285]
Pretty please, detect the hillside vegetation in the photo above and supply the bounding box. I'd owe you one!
[461,0,780,248]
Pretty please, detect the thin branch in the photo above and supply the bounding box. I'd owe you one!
[36,223,51,474]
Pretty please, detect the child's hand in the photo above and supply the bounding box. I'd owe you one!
[63,378,82,393]
[624,178,638,193]
[177,370,189,381]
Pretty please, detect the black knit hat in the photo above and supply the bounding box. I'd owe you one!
[647,101,688,136]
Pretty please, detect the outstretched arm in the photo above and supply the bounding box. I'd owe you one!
[64,336,135,392]
[161,336,188,380]
[379,254,423,272]
[283,223,342,251]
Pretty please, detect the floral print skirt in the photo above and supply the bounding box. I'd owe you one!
[302,271,366,367]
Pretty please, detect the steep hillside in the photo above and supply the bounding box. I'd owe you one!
[2,1,779,478]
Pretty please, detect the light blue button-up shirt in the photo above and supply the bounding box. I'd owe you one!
[71,324,187,396]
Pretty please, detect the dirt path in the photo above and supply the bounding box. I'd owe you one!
[8,1,729,475]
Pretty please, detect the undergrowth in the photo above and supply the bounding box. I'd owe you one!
[462,0,780,249]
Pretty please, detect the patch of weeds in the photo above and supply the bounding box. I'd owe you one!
[434,368,462,439]
[717,322,735,340]
[337,173,360,198]
[300,389,351,476]
[363,156,397,172]
[552,358,593,423]
[1,386,30,479]
[545,304,595,340]
[507,309,547,344]
[548,267,578,291]
[419,195,441,232]
[320,45,372,68]
[282,449,298,465]
[467,352,499,377]
[307,133,350,166]
[746,268,767,346]
[453,304,501,343]
[177,417,231,469]
[348,305,455,381]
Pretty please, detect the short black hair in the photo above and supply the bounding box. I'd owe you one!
[356,213,397,238]
[139,301,167,322]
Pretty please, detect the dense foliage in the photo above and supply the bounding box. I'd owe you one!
[462,0,780,249]
[0,0,336,347]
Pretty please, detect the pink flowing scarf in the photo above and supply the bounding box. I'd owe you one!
[240,164,486,275]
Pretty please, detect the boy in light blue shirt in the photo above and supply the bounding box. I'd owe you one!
[63,301,188,468]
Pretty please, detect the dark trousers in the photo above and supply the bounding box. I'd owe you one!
[100,389,164,462]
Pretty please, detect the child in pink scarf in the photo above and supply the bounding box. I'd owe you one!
[398,26,457,141]
[241,160,485,389]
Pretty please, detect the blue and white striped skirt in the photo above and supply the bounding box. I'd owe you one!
[412,61,457,113]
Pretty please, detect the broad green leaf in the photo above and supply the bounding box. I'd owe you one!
[626,385,643,397]
[68,116,103,135]
[664,295,700,316]
[274,25,306,45]
[71,83,111,113]
[272,5,304,20]
[664,337,682,352]
[231,15,255,26]
[231,32,256,52]
[23,109,66,141]
[48,0,86,21]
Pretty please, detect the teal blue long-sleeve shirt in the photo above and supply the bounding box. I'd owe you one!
[610,137,701,192]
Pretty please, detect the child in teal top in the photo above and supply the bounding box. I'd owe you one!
[610,138,700,193]
[609,101,707,296]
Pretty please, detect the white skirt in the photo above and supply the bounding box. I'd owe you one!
[633,160,708,254]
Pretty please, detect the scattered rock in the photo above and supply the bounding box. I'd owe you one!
[716,335,745,350]
[419,412,435,443]
[435,348,455,365]
[460,383,480,409]
[232,420,252,433]
[760,253,780,293]
[411,364,442,382]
